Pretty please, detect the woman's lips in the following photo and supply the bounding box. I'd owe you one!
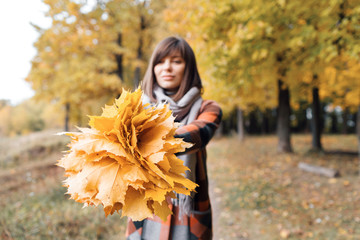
[161,75,174,80]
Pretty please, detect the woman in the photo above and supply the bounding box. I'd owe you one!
[126,36,222,240]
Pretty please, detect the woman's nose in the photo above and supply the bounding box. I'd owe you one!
[163,60,171,70]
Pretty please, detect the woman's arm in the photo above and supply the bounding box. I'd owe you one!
[175,100,222,154]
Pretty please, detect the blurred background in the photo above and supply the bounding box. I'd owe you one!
[0,0,359,239]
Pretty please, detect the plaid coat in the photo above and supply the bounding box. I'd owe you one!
[126,100,222,240]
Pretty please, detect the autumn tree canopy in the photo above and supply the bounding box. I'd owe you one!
[27,0,168,129]
[24,0,359,151]
[164,0,360,152]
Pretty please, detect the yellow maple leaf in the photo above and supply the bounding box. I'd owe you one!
[57,88,197,221]
[152,200,173,222]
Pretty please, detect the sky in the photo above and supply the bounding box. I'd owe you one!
[0,1,51,105]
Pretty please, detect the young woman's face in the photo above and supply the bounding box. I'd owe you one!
[154,52,185,91]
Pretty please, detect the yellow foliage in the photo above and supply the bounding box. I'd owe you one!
[319,58,360,111]
[165,0,360,114]
[58,88,197,221]
[0,105,11,136]
[0,99,59,136]
[27,0,168,128]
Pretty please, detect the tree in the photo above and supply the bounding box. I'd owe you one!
[27,0,169,130]
[99,0,168,88]
[27,0,123,130]
[165,0,360,153]
[165,0,316,152]
[289,0,360,151]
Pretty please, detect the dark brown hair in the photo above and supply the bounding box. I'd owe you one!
[142,36,203,102]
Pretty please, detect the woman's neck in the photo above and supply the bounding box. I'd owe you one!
[164,89,177,97]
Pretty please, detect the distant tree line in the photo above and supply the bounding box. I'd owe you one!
[219,105,357,136]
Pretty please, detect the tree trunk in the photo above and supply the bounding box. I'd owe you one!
[277,80,292,152]
[64,102,70,132]
[305,108,311,133]
[260,111,265,134]
[330,112,338,133]
[215,121,223,138]
[269,108,277,134]
[357,105,360,176]
[311,87,322,151]
[115,33,123,81]
[134,15,145,89]
[237,107,245,141]
[342,107,349,134]
[261,110,271,134]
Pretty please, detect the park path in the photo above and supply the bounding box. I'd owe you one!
[209,178,221,240]
[0,153,62,197]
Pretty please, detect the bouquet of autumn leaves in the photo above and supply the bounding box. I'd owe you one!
[57,88,197,221]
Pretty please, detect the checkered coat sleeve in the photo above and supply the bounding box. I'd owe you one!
[175,100,222,154]
[126,100,222,240]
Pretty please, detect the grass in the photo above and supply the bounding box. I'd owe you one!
[2,185,127,240]
[0,129,69,170]
[0,131,359,239]
[208,134,359,240]
[0,130,127,240]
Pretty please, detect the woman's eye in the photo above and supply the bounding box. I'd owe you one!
[173,60,182,64]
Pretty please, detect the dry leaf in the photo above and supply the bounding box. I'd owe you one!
[57,88,197,221]
[280,229,291,239]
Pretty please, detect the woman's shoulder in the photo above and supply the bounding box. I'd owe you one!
[199,99,222,113]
